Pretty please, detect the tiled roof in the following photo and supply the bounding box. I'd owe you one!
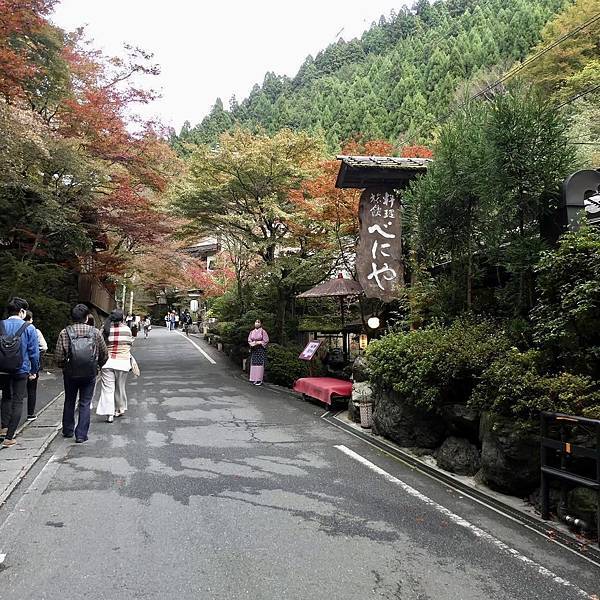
[335,155,432,189]
[336,155,432,169]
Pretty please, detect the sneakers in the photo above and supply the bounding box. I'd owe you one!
[26,414,37,421]
[254,381,263,386]
[106,415,114,423]
[75,438,86,444]
[2,438,16,448]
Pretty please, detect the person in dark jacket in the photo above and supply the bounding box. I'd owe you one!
[0,297,40,448]
[55,304,108,443]
[23,310,48,421]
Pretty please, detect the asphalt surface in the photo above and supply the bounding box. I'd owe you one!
[0,327,598,599]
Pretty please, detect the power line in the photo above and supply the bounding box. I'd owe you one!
[471,11,600,101]
[557,82,600,109]
[435,11,600,126]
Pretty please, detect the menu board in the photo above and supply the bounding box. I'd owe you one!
[298,340,322,361]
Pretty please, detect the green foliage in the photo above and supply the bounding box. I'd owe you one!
[531,226,600,378]
[265,344,312,388]
[367,319,511,412]
[0,256,77,344]
[218,310,276,349]
[405,86,575,318]
[471,349,600,420]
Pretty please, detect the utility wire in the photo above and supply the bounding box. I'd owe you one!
[434,11,600,127]
[470,11,600,101]
[557,82,600,109]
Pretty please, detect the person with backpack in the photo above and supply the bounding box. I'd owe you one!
[23,310,48,421]
[96,309,133,423]
[54,304,108,443]
[0,297,40,448]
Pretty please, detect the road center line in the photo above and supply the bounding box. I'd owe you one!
[174,330,217,364]
[334,444,593,599]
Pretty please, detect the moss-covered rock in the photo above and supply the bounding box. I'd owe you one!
[372,388,446,449]
[436,436,481,476]
[479,413,540,494]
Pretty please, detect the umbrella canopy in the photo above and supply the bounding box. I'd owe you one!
[297,273,363,299]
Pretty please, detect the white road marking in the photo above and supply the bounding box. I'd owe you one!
[0,553,6,564]
[326,414,600,570]
[174,331,217,364]
[335,444,593,599]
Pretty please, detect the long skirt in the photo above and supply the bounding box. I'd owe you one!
[249,346,266,383]
[97,369,128,415]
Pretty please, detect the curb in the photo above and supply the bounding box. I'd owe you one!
[323,410,600,567]
[0,391,63,508]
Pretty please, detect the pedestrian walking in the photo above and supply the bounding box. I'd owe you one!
[54,303,108,443]
[174,312,180,330]
[142,316,151,338]
[247,319,269,386]
[182,311,193,336]
[131,314,138,338]
[24,310,48,421]
[97,309,133,423]
[0,298,40,448]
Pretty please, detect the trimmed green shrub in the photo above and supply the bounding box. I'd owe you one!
[219,310,276,348]
[266,344,314,388]
[471,349,600,422]
[367,319,511,412]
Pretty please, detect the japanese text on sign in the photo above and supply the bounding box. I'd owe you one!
[357,188,403,302]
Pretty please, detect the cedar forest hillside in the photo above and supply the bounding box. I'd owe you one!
[172,0,570,151]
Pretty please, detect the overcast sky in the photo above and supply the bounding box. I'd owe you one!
[52,1,409,132]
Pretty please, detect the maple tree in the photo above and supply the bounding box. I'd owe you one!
[0,1,180,339]
[0,0,57,101]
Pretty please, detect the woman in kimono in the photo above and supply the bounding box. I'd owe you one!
[97,309,133,422]
[248,319,269,386]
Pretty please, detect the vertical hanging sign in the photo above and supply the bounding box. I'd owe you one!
[357,187,403,302]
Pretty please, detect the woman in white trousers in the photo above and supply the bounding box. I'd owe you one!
[97,309,133,423]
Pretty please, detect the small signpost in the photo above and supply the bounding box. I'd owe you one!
[299,340,322,376]
[299,340,322,361]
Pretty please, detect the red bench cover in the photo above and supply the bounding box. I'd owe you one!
[293,377,352,405]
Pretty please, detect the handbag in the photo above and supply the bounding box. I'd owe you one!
[130,355,141,377]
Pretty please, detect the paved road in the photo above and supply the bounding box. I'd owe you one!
[0,328,598,599]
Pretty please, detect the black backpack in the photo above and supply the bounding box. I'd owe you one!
[0,320,29,373]
[65,326,98,379]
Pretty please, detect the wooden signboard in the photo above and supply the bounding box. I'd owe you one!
[356,187,404,302]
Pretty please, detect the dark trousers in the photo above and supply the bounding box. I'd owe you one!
[62,374,96,441]
[27,373,38,417]
[0,373,28,440]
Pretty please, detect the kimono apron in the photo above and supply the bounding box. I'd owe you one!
[248,327,269,383]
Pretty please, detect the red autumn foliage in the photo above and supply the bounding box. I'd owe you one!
[290,160,360,243]
[186,263,236,298]
[341,139,395,156]
[399,144,433,158]
[0,0,56,100]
